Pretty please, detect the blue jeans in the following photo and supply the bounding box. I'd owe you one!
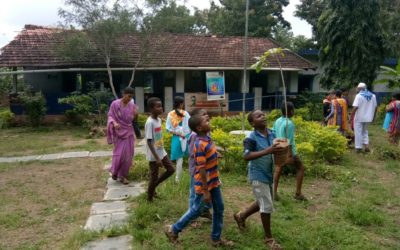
[173,186,224,241]
[189,176,212,211]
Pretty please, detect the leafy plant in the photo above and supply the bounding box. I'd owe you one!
[20,91,46,127]
[373,60,400,89]
[0,109,14,129]
[210,114,252,133]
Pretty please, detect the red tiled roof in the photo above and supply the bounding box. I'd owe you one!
[0,25,314,69]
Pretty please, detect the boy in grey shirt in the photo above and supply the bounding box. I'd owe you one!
[145,97,175,201]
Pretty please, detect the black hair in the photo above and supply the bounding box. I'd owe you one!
[394,92,400,100]
[247,111,255,124]
[281,101,294,116]
[189,114,203,133]
[173,96,185,117]
[123,87,134,95]
[335,90,342,98]
[190,108,206,116]
[147,97,161,109]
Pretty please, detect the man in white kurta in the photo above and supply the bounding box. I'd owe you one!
[351,82,377,153]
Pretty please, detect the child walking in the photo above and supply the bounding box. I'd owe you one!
[233,110,283,250]
[272,102,307,201]
[165,114,233,247]
[188,108,212,220]
[145,97,175,202]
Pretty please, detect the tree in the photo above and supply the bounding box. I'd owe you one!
[272,24,316,52]
[374,61,400,89]
[207,0,290,37]
[143,0,206,34]
[59,0,141,98]
[318,0,385,89]
[294,0,326,38]
[379,0,400,57]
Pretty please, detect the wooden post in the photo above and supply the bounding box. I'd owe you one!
[12,67,17,93]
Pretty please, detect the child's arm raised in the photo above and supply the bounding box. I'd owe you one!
[243,137,282,161]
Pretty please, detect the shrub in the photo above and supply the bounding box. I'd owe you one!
[0,109,14,129]
[211,129,246,173]
[136,114,148,129]
[374,103,386,125]
[211,114,252,132]
[20,91,46,127]
[293,116,348,163]
[266,109,281,124]
[58,90,113,127]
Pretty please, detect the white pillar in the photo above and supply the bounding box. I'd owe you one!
[241,71,249,93]
[253,87,262,110]
[176,70,185,93]
[135,87,144,113]
[164,87,173,112]
[289,71,298,93]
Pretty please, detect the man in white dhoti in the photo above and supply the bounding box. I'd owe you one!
[351,82,377,153]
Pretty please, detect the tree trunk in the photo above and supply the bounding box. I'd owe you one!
[106,57,118,99]
[128,60,140,87]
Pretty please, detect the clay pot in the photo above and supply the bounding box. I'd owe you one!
[273,138,289,166]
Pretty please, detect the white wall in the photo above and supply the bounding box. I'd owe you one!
[176,70,184,93]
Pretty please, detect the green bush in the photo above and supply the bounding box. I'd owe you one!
[293,116,348,163]
[0,109,14,129]
[136,114,148,129]
[211,129,246,174]
[211,114,252,132]
[374,103,386,125]
[20,91,46,127]
[58,90,113,127]
[266,109,282,124]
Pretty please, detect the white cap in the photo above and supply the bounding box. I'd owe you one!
[357,82,367,89]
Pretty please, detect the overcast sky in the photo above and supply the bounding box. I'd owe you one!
[0,0,312,48]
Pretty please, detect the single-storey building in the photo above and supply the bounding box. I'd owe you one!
[0,25,315,114]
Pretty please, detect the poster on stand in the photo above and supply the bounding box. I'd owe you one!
[184,93,229,113]
[206,71,225,101]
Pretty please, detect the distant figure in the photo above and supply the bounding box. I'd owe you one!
[166,96,191,183]
[385,92,400,144]
[130,97,142,139]
[351,83,377,153]
[323,91,334,125]
[326,90,348,133]
[383,93,396,132]
[107,87,137,185]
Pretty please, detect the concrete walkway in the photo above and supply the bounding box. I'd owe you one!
[0,140,146,163]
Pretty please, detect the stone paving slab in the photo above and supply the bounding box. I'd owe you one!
[90,201,127,215]
[81,235,132,250]
[106,178,146,189]
[61,151,90,158]
[134,147,145,155]
[90,151,113,157]
[41,153,62,160]
[104,186,145,201]
[84,212,129,231]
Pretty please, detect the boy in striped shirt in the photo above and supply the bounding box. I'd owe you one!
[165,114,233,247]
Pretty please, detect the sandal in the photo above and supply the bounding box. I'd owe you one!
[265,238,282,250]
[233,212,246,230]
[211,239,234,247]
[118,177,129,185]
[164,225,179,243]
[294,193,307,201]
[109,172,117,180]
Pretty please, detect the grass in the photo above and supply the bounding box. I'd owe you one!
[0,124,399,249]
[126,124,400,249]
[0,125,112,157]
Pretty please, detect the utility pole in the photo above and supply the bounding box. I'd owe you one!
[241,0,249,131]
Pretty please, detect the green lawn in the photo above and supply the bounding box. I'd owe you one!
[124,125,400,249]
[0,124,399,249]
[0,126,112,157]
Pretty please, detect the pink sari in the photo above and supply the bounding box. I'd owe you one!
[107,99,137,178]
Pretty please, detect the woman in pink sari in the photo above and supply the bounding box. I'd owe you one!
[386,92,400,144]
[107,87,137,184]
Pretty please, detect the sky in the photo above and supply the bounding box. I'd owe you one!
[0,0,312,48]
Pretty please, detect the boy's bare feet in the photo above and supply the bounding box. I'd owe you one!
[265,238,282,250]
[294,193,307,201]
[233,212,246,230]
[164,225,178,243]
[211,239,234,247]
